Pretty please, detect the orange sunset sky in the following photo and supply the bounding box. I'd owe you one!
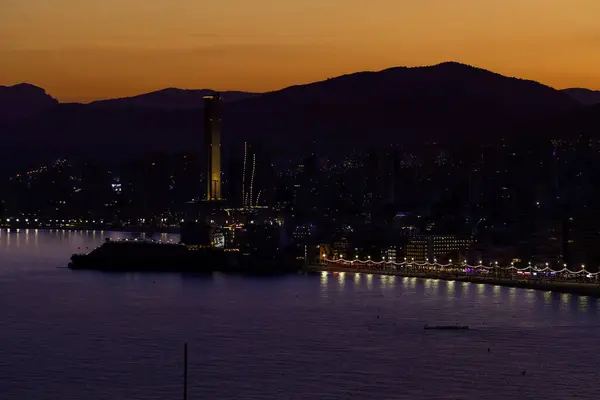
[1,0,599,102]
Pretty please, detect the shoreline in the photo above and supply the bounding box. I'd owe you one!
[0,226,180,234]
[309,264,600,298]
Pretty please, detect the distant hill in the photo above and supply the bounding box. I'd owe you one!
[0,83,58,121]
[0,62,584,171]
[87,88,259,110]
[563,88,600,106]
[224,62,579,145]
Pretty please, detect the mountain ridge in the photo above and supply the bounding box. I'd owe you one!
[0,62,591,172]
[562,88,600,106]
[0,83,58,121]
[86,88,260,110]
[2,61,590,113]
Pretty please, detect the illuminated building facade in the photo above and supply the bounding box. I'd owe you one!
[204,95,222,201]
[405,236,429,262]
[383,246,397,262]
[405,235,473,262]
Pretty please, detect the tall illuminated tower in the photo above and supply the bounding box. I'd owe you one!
[204,94,222,201]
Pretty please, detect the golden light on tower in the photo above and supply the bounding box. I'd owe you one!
[204,95,222,201]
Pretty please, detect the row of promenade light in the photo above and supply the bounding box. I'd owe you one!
[326,257,599,276]
[4,218,105,224]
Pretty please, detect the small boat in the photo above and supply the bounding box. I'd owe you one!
[424,324,469,330]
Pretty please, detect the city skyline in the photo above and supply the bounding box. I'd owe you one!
[2,0,600,102]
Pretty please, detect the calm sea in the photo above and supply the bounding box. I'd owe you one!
[0,229,599,399]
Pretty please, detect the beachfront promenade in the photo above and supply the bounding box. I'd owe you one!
[308,259,600,297]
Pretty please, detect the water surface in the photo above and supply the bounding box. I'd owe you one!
[0,229,598,399]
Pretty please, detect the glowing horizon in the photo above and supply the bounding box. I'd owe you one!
[2,0,599,102]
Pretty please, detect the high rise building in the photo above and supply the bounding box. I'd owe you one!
[204,95,222,201]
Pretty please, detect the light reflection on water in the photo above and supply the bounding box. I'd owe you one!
[476,283,485,295]
[1,229,600,399]
[320,270,328,285]
[338,271,345,288]
[387,275,396,288]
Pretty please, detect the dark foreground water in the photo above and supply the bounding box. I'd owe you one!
[1,229,599,399]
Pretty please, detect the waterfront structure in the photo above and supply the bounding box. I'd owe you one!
[204,95,222,201]
[332,238,349,258]
[383,246,397,262]
[405,235,473,262]
[405,236,429,262]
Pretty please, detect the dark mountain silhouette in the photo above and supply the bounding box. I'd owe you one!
[0,83,58,121]
[563,88,600,106]
[222,62,579,148]
[0,62,584,171]
[87,88,259,110]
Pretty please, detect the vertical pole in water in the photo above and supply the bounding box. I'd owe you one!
[184,342,188,400]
